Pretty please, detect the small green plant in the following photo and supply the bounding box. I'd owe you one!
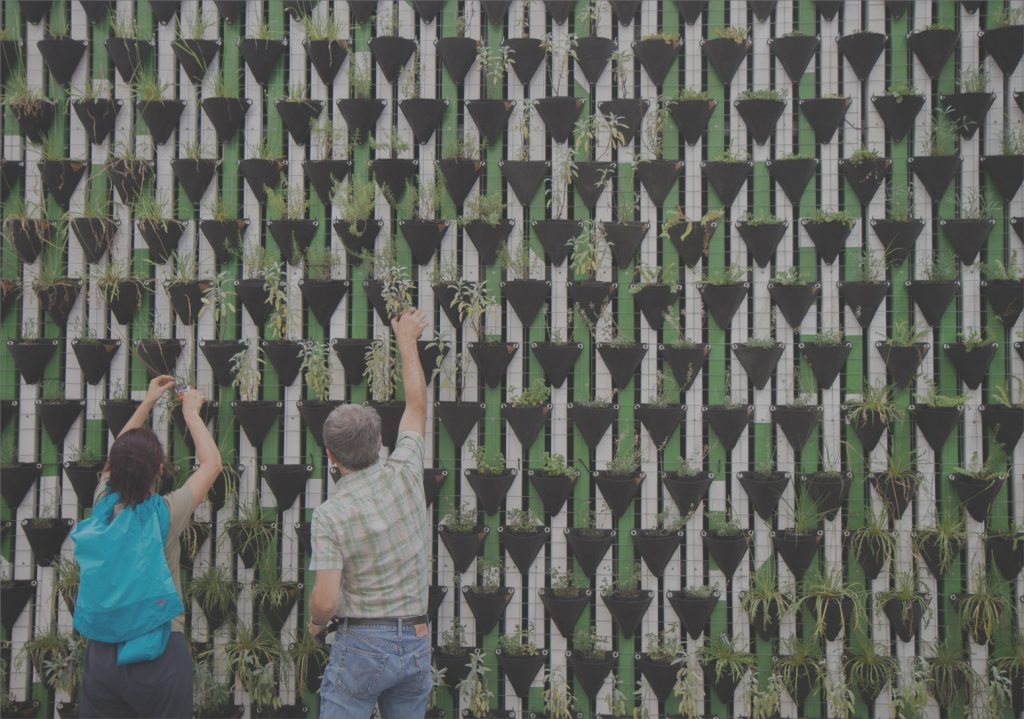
[955,570,1010,645]
[888,183,917,221]
[708,510,745,537]
[885,82,919,99]
[467,441,507,475]
[877,572,931,628]
[303,245,343,281]
[539,452,576,480]
[549,567,587,597]
[928,109,958,156]
[568,220,607,281]
[457,649,493,715]
[542,668,577,719]
[844,638,898,703]
[462,192,505,227]
[913,508,964,577]
[737,88,786,102]
[230,342,263,402]
[958,66,990,93]
[845,381,903,427]
[506,378,550,408]
[884,320,929,347]
[220,623,283,708]
[441,502,479,534]
[980,252,1023,280]
[364,336,399,402]
[848,147,881,165]
[699,635,755,686]
[505,508,542,533]
[299,340,332,402]
[928,643,979,707]
[923,251,958,281]
[606,429,640,474]
[134,70,170,102]
[223,500,277,563]
[265,181,308,220]
[470,559,503,593]
[798,569,862,640]
[740,561,793,630]
[850,506,895,576]
[958,188,997,221]
[572,627,609,659]
[714,26,750,43]
[701,263,748,286]
[452,278,496,338]
[497,624,538,656]
[644,624,683,663]
[476,44,513,100]
[601,562,643,598]
[20,628,85,696]
[1002,125,1024,155]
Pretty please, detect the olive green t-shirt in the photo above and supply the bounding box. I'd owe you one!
[92,477,194,633]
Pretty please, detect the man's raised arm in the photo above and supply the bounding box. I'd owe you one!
[392,309,429,437]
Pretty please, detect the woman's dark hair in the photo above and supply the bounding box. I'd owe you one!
[107,428,165,507]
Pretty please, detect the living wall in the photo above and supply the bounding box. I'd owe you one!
[1,0,1023,717]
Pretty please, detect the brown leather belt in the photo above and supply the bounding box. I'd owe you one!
[336,615,429,628]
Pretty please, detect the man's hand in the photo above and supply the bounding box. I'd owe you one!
[391,309,428,344]
[144,375,176,405]
[307,620,325,639]
[181,387,206,417]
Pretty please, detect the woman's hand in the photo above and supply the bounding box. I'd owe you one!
[144,375,176,405]
[181,388,206,417]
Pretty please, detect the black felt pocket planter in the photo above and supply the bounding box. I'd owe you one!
[526,469,577,516]
[666,588,719,640]
[438,525,488,574]
[466,468,517,515]
[538,587,590,638]
[22,518,75,568]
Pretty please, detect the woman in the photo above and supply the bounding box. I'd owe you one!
[75,375,221,719]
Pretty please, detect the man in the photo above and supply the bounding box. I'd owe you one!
[307,308,432,719]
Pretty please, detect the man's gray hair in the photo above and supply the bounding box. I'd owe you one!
[322,404,382,471]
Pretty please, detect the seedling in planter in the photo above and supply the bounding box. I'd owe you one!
[505,508,542,534]
[539,452,575,481]
[574,111,626,155]
[187,565,238,627]
[265,181,308,220]
[845,380,903,426]
[542,668,577,719]
[506,378,550,408]
[715,25,749,44]
[457,649,493,716]
[364,337,399,402]
[804,208,857,228]
[497,623,539,656]
[672,658,703,717]
[708,509,745,537]
[20,627,85,696]
[476,44,513,100]
[605,429,640,475]
[299,340,333,402]
[979,251,1023,280]
[923,250,959,281]
[568,220,608,281]
[850,506,895,576]
[959,66,990,93]
[882,320,929,347]
[913,508,964,577]
[467,441,507,476]
[699,634,755,688]
[441,502,479,534]
[220,623,283,708]
[223,500,277,565]
[928,643,979,707]
[549,567,587,597]
[928,108,959,156]
[192,658,234,718]
[368,240,415,319]
[844,637,898,704]
[887,182,917,221]
[747,675,784,719]
[956,570,1011,645]
[700,263,748,286]
[461,192,505,227]
[572,627,609,659]
[303,245,343,281]
[798,569,862,640]
[334,176,376,234]
[740,560,793,633]
[958,188,997,221]
[452,279,497,339]
[229,342,263,402]
[644,624,683,663]
[878,571,931,629]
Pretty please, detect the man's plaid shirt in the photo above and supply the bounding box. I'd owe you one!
[309,431,430,617]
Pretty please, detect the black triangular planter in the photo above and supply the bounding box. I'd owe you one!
[467,469,517,515]
[876,342,929,388]
[704,405,752,451]
[501,404,549,449]
[978,405,1019,450]
[916,534,959,579]
[138,99,185,145]
[533,219,581,265]
[107,158,152,203]
[871,218,924,266]
[602,590,652,638]
[105,37,152,83]
[107,278,144,325]
[19,0,52,23]
[37,282,82,328]
[666,98,716,146]
[527,470,576,516]
[1,160,25,202]
[566,527,615,575]
[662,471,713,514]
[1,579,37,633]
[258,584,302,633]
[136,339,183,378]
[308,159,355,207]
[268,219,318,265]
[501,278,548,325]
[981,155,1024,200]
[735,98,785,145]
[72,338,120,385]
[537,95,584,140]
[1,463,41,511]
[987,535,1024,581]
[567,651,617,702]
[868,472,919,519]
[817,0,842,17]
[675,0,707,23]
[575,36,616,85]
[702,36,750,83]
[635,159,682,206]
[235,278,273,325]
[304,38,349,84]
[941,218,994,266]
[239,38,285,86]
[872,93,925,141]
[840,157,890,206]
[65,461,103,507]
[431,282,461,326]
[363,280,393,324]
[466,99,515,146]
[468,341,518,388]
[167,281,211,326]
[944,342,997,390]
[636,404,683,448]
[736,221,786,268]
[573,161,613,210]
[949,472,1005,523]
[608,0,641,22]
[531,341,582,388]
[437,158,482,206]
[633,283,678,329]
[137,220,185,265]
[202,97,252,143]
[634,36,679,86]
[982,279,1024,327]
[750,0,778,19]
[462,586,513,634]
[39,160,85,211]
[769,33,819,81]
[501,36,544,84]
[465,219,514,265]
[666,588,718,639]
[772,404,821,451]
[200,219,247,263]
[703,160,751,206]
[331,219,378,263]
[436,36,480,83]
[803,472,850,521]
[942,92,995,139]
[703,531,749,577]
[438,525,487,574]
[907,280,957,326]
[598,98,647,145]
[698,282,748,329]
[632,529,682,577]
[423,468,448,507]
[980,24,1023,77]
[7,339,58,384]
[800,96,850,143]
[500,160,548,205]
[336,98,385,143]
[149,0,181,24]
[0,280,18,320]
[299,279,349,328]
[838,281,889,328]
[263,340,303,386]
[593,470,645,520]
[733,342,778,389]
[331,338,372,382]
[276,99,323,145]
[200,339,246,386]
[908,155,960,202]
[882,597,924,642]
[12,100,56,143]
[38,38,86,86]
[766,157,816,205]
[910,404,962,452]
[172,159,218,205]
[738,471,790,520]
[0,399,16,432]
[497,649,547,698]
[543,0,575,23]
[603,221,649,266]
[172,38,219,84]
[22,518,74,567]
[500,526,549,574]
[567,280,614,326]
[261,463,310,511]
[298,400,343,449]
[435,648,473,687]
[568,402,617,448]
[100,399,139,437]
[768,282,818,328]
[238,158,285,204]
[802,218,852,264]
[596,342,647,390]
[436,401,484,447]
[400,98,448,144]
[837,31,887,81]
[232,401,282,446]
[772,529,821,580]
[851,530,889,580]
[908,27,957,79]
[480,0,512,24]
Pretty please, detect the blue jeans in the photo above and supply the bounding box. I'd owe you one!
[319,621,432,719]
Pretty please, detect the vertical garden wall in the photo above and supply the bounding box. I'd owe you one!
[1,0,1023,717]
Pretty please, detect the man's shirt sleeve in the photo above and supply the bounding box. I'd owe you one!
[384,430,426,494]
[309,504,344,572]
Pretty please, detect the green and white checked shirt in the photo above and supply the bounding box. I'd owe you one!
[309,430,430,618]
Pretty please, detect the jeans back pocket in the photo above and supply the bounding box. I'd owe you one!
[334,639,389,699]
